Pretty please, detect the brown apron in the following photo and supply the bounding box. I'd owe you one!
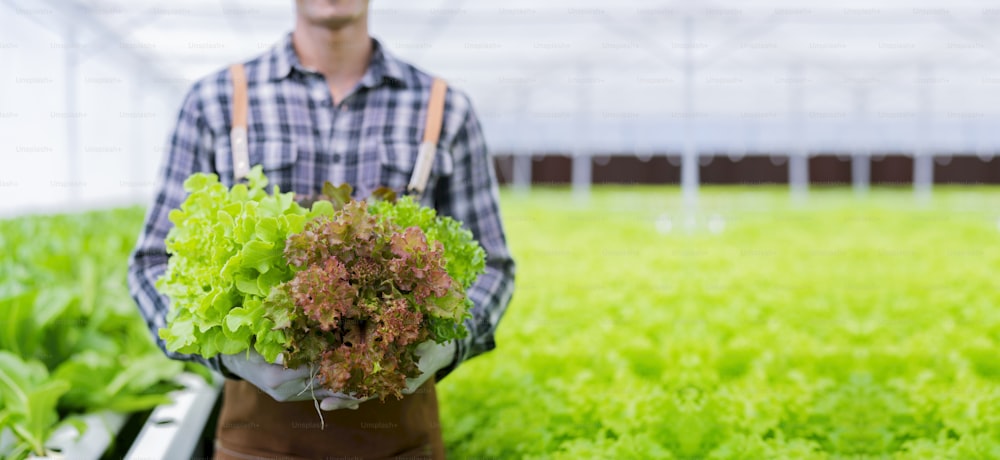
[214,378,445,459]
[215,65,450,459]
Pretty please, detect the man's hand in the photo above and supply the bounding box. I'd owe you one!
[402,340,456,395]
[220,350,370,409]
[319,392,372,411]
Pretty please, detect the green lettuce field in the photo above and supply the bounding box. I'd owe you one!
[438,187,1000,459]
[2,187,998,458]
[0,210,191,459]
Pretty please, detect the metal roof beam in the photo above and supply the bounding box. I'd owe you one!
[30,0,186,93]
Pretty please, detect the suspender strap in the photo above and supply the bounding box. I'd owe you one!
[228,64,445,192]
[407,78,448,197]
[229,63,250,182]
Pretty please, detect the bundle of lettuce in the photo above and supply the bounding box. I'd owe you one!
[157,166,485,400]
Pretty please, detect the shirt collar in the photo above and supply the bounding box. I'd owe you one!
[266,33,408,88]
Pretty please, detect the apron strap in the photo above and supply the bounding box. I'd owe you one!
[229,64,446,192]
[406,78,448,198]
[229,63,250,182]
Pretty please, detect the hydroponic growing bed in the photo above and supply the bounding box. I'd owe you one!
[2,187,999,459]
[0,209,207,459]
[438,186,1000,459]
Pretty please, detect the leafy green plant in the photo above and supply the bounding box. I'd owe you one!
[157,166,317,362]
[159,167,486,399]
[9,186,998,458]
[0,352,70,457]
[0,209,186,459]
[268,200,468,399]
[369,195,487,291]
[437,186,1000,459]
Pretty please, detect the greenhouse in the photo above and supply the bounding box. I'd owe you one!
[2,0,1000,458]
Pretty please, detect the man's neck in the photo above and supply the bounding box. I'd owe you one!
[292,19,373,103]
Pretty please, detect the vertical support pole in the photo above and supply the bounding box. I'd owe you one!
[512,155,532,192]
[914,155,933,199]
[914,64,933,202]
[130,63,144,193]
[681,14,698,212]
[512,86,531,194]
[852,87,870,196]
[789,156,808,201]
[571,154,591,202]
[573,63,591,201]
[787,63,808,202]
[65,20,80,202]
[852,154,870,196]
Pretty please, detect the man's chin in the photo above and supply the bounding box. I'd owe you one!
[310,15,359,30]
[299,1,366,29]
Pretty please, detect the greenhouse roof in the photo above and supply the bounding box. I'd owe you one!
[6,0,1000,152]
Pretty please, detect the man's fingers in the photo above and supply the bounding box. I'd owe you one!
[318,390,373,410]
[321,396,359,411]
[402,373,432,395]
[278,363,313,380]
[401,379,417,394]
[414,340,438,356]
[269,377,330,400]
[285,390,337,402]
[255,365,311,389]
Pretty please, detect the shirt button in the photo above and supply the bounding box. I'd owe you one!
[332,153,342,163]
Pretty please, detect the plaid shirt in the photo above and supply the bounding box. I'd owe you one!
[127,33,515,380]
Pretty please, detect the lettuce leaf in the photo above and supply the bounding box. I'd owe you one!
[159,170,487,400]
[158,166,330,362]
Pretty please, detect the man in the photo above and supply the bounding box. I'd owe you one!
[127,1,515,458]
